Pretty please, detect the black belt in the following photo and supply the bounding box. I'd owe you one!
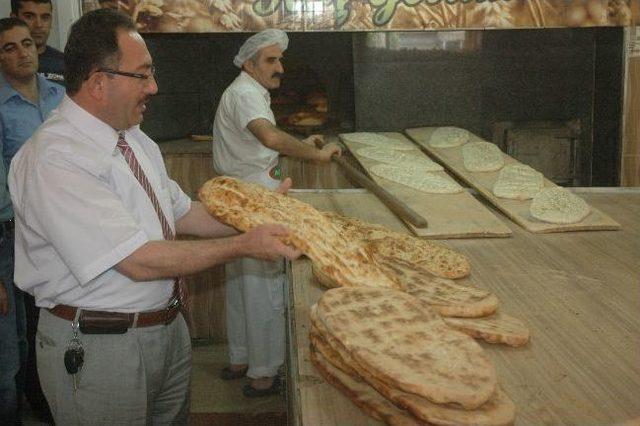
[0,218,14,233]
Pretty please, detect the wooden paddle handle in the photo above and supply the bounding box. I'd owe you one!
[314,138,429,229]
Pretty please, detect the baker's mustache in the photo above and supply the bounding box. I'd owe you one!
[272,73,283,79]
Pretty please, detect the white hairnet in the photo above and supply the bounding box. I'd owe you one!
[233,29,289,68]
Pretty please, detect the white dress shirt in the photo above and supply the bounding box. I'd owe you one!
[212,71,279,184]
[8,95,191,312]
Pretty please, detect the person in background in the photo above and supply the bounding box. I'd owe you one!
[211,28,341,398]
[10,1,64,421]
[11,0,65,85]
[0,17,63,424]
[0,128,21,426]
[8,9,301,425]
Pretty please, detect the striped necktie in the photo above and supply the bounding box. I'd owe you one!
[116,132,189,312]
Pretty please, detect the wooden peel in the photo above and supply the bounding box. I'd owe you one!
[314,139,429,228]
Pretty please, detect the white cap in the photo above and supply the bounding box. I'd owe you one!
[233,29,289,68]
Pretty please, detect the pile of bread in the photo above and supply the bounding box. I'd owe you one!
[311,287,517,425]
[199,176,529,425]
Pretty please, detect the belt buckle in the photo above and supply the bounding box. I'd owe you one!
[165,297,179,324]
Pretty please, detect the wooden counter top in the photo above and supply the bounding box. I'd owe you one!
[285,188,640,426]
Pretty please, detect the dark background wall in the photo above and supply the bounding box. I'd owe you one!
[142,28,622,186]
[142,32,354,141]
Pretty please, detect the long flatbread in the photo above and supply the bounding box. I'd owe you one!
[442,313,530,347]
[373,254,498,318]
[323,212,470,279]
[199,177,401,290]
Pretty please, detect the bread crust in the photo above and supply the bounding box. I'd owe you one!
[198,177,402,290]
[315,287,498,410]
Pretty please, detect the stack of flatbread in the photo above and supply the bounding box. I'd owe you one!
[318,212,530,347]
[310,287,517,425]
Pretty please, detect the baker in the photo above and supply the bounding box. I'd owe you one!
[211,28,341,397]
[8,9,301,424]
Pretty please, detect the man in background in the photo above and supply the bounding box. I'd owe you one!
[0,17,63,424]
[212,29,341,397]
[11,0,64,85]
[9,2,65,422]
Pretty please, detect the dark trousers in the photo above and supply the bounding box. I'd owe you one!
[0,226,26,425]
[22,292,53,422]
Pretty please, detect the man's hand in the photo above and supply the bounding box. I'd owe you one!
[276,177,293,195]
[303,134,324,147]
[0,281,9,316]
[316,142,342,162]
[240,224,302,261]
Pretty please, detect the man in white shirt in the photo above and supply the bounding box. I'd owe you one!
[212,29,341,397]
[8,10,301,425]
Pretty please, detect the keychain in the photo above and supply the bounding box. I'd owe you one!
[64,320,84,392]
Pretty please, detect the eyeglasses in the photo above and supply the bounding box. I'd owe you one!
[97,65,156,80]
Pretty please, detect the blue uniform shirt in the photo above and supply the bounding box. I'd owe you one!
[0,73,64,219]
[0,141,10,222]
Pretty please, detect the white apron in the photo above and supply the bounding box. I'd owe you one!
[225,165,285,379]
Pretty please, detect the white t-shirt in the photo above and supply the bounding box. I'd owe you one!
[212,71,279,185]
[8,95,191,312]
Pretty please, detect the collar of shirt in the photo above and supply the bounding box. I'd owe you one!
[239,70,271,103]
[0,72,63,106]
[58,95,139,155]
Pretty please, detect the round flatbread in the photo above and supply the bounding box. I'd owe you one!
[492,164,544,200]
[462,142,504,172]
[429,127,470,148]
[529,187,590,224]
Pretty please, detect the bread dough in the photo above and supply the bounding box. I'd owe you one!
[356,147,443,171]
[492,164,544,200]
[529,187,590,224]
[462,142,504,172]
[428,127,470,148]
[370,164,462,194]
[341,132,415,151]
